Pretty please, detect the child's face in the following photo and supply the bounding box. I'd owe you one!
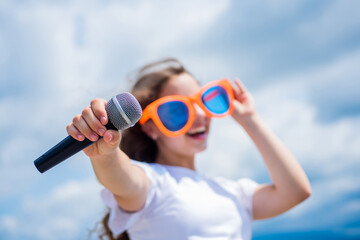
[153,73,211,157]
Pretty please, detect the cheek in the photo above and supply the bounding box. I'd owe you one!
[207,117,212,126]
[159,135,186,148]
[158,132,208,154]
[157,135,190,153]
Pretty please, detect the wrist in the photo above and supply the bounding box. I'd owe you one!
[235,113,262,129]
[90,147,121,163]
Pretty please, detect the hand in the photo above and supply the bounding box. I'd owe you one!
[66,98,122,158]
[231,78,257,123]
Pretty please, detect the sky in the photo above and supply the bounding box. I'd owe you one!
[0,0,359,239]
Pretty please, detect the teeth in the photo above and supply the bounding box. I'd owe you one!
[188,126,206,135]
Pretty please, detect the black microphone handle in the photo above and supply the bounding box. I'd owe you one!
[34,121,116,173]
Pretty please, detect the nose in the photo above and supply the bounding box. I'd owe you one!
[191,103,210,127]
[193,103,207,118]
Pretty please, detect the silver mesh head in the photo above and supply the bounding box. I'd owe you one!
[105,92,142,130]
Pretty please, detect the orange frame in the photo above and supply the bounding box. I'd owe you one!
[139,79,234,137]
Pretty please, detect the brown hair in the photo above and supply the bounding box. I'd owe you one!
[97,58,189,240]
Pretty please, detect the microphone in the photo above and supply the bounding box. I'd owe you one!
[34,92,142,173]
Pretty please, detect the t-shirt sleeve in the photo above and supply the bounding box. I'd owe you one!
[100,160,156,235]
[213,177,259,218]
[235,178,259,217]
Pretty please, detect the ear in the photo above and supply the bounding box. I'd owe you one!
[141,121,160,141]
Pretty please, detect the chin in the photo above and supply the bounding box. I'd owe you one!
[197,146,207,153]
[185,145,207,157]
[186,131,209,153]
[193,140,208,153]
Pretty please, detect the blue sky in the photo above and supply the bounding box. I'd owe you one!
[1,0,360,239]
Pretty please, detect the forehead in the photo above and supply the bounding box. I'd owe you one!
[159,73,200,97]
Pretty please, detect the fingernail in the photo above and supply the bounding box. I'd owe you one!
[90,133,98,141]
[100,116,107,125]
[77,134,84,140]
[108,133,112,141]
[98,128,105,135]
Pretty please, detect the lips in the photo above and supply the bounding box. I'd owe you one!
[186,126,208,140]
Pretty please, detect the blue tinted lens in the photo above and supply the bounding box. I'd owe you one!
[157,101,189,131]
[202,86,229,114]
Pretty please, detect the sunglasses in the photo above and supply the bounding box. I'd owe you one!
[139,79,234,137]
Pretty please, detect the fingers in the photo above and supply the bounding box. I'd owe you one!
[103,130,121,146]
[90,98,108,125]
[67,98,108,142]
[232,78,246,101]
[67,122,98,142]
[82,106,106,136]
[232,79,241,97]
[90,129,121,156]
[70,113,98,141]
[67,122,85,141]
[234,78,248,94]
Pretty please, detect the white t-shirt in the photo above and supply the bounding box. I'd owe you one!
[101,160,259,240]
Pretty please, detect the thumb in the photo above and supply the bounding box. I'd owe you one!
[103,130,122,146]
[97,130,122,154]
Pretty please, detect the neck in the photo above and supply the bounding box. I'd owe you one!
[155,146,196,170]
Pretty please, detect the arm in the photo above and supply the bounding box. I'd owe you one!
[231,79,311,220]
[67,98,150,212]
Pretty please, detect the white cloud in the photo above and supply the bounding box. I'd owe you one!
[0,215,17,236]
[198,48,360,231]
[0,0,231,104]
[84,0,230,53]
[1,0,360,239]
[256,87,360,164]
[197,117,263,180]
[254,172,360,232]
[0,0,233,193]
[200,79,360,178]
[297,0,360,48]
[0,0,233,127]
[1,179,104,239]
[244,46,360,166]
[182,55,236,84]
[0,0,231,206]
[246,0,302,17]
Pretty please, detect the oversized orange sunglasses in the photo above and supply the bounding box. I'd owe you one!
[139,79,234,137]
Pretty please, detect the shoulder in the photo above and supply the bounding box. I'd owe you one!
[130,160,168,178]
[130,160,175,188]
[212,177,259,195]
[215,176,258,190]
[210,177,260,217]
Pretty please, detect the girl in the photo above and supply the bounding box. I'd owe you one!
[67,58,311,240]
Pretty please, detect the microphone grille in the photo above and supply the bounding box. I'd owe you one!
[105,92,142,130]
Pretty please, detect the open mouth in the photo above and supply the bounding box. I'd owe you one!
[186,126,207,138]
